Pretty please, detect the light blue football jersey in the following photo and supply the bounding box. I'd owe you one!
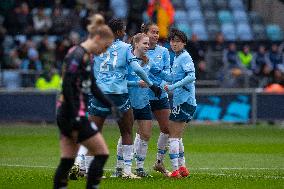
[127,58,151,109]
[171,50,197,107]
[147,45,171,100]
[93,40,136,94]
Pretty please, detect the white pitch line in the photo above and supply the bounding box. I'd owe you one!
[1,164,284,179]
[1,164,284,171]
[192,167,284,170]
[196,172,284,180]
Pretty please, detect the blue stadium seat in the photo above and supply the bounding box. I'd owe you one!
[248,11,264,25]
[176,23,192,38]
[31,35,43,45]
[172,0,185,10]
[142,11,150,23]
[2,71,21,90]
[191,23,208,40]
[15,35,27,44]
[218,10,233,24]
[233,10,248,24]
[229,0,244,10]
[110,0,128,19]
[266,24,284,41]
[236,23,253,41]
[221,23,237,41]
[252,24,267,40]
[204,10,217,22]
[200,0,214,7]
[187,10,204,24]
[215,0,228,10]
[207,23,220,39]
[174,10,188,24]
[185,0,200,10]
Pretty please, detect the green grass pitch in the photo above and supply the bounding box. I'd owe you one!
[0,122,284,189]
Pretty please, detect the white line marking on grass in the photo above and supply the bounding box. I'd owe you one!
[0,164,57,169]
[1,164,284,176]
[192,167,284,170]
[196,172,284,180]
[0,164,114,171]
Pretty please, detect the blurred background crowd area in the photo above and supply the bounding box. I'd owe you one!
[0,0,283,91]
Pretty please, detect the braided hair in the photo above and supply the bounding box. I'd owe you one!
[108,18,125,34]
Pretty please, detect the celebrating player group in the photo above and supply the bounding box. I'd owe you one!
[53,13,196,189]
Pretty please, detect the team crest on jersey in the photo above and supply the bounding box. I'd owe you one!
[171,106,181,115]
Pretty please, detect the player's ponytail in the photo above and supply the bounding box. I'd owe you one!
[87,14,105,33]
[86,14,113,39]
[132,33,149,66]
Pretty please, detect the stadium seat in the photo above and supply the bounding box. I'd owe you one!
[233,10,248,24]
[187,10,204,24]
[191,23,208,40]
[2,70,21,90]
[248,11,264,25]
[252,24,267,40]
[229,0,244,10]
[15,35,27,44]
[236,23,253,41]
[174,10,188,24]
[207,23,220,40]
[221,23,237,41]
[176,23,192,38]
[31,35,43,45]
[204,10,217,23]
[142,11,150,23]
[110,0,128,19]
[185,0,200,10]
[218,10,234,24]
[200,0,214,7]
[266,24,284,41]
[62,8,70,16]
[172,0,185,10]
[215,0,228,10]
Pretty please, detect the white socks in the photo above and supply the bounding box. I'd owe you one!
[116,137,124,169]
[134,133,149,169]
[178,138,185,167]
[133,133,140,157]
[169,138,180,171]
[157,132,169,162]
[75,145,88,171]
[122,145,134,174]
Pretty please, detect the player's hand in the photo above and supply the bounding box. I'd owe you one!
[138,80,148,88]
[111,106,122,120]
[149,84,162,98]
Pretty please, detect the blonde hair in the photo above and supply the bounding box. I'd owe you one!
[87,14,113,39]
[132,33,149,66]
